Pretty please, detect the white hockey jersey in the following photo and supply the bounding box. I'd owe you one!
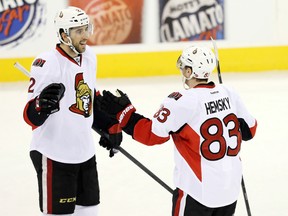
[24,45,97,163]
[132,82,257,207]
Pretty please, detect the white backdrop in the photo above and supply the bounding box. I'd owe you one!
[0,0,287,58]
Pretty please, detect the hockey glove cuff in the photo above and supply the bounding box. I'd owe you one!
[99,89,136,128]
[116,104,136,128]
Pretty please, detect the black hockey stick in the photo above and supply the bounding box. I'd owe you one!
[118,146,173,194]
[93,126,173,194]
[240,177,252,216]
[210,38,252,216]
[14,62,174,195]
[94,127,173,194]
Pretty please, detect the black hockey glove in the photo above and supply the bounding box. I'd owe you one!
[97,122,122,157]
[36,83,65,115]
[99,89,136,128]
[93,92,123,157]
[99,133,122,158]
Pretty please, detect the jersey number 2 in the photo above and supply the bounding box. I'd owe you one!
[200,113,241,161]
[28,78,35,93]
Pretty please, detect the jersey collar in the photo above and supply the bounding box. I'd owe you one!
[194,81,215,89]
[56,44,82,66]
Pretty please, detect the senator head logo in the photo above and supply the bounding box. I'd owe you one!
[0,0,46,46]
[69,73,92,118]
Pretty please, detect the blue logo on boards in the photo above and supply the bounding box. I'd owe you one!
[0,0,46,46]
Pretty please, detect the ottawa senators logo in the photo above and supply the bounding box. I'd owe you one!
[32,58,46,67]
[168,92,182,101]
[69,73,92,117]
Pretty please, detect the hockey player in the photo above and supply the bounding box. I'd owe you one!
[97,45,257,216]
[23,7,122,216]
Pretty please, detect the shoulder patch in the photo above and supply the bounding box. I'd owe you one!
[168,92,182,100]
[32,58,46,67]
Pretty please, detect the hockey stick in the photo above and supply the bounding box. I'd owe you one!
[240,178,251,216]
[117,146,173,194]
[210,38,252,216]
[14,62,174,195]
[210,37,223,84]
[14,62,31,77]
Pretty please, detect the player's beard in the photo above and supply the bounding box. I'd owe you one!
[75,41,87,53]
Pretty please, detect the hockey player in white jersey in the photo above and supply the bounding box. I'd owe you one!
[23,7,122,216]
[97,45,257,216]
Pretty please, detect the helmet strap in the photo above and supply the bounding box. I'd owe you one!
[59,35,80,55]
[67,37,80,55]
[181,75,190,90]
[181,68,193,89]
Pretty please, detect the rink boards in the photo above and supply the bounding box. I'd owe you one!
[1,45,287,82]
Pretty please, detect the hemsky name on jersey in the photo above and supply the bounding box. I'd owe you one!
[205,97,231,115]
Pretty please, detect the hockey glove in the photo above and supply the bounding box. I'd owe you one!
[99,123,122,157]
[36,83,65,114]
[100,89,136,128]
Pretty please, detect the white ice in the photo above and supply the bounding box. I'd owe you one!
[0,71,288,216]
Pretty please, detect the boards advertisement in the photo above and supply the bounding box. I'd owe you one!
[0,0,46,48]
[69,0,144,45]
[159,0,225,42]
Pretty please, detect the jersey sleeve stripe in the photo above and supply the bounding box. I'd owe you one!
[133,118,169,145]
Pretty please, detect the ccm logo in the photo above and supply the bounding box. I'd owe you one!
[59,197,76,203]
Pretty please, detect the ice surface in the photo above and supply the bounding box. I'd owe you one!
[1,71,288,215]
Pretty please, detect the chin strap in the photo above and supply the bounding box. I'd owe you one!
[59,37,80,55]
[182,76,187,90]
[181,73,193,90]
